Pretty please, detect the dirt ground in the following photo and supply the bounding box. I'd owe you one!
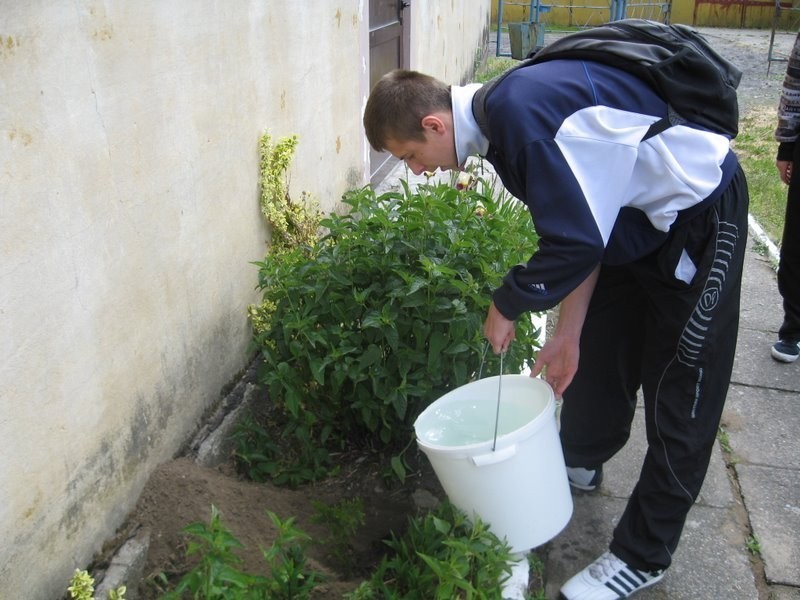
[126,444,445,598]
[108,27,790,600]
[112,368,449,598]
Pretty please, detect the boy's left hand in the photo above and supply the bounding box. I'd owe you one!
[531,335,580,397]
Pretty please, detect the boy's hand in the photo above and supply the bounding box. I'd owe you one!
[777,159,792,185]
[531,335,579,397]
[483,302,515,354]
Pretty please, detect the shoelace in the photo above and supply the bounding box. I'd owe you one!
[587,552,627,581]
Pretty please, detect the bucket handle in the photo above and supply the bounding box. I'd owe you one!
[471,444,517,466]
[476,341,502,380]
[478,341,505,452]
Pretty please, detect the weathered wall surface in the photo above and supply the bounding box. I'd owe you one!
[0,2,490,598]
[410,0,492,82]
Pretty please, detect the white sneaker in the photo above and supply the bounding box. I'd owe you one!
[560,551,665,599]
[501,552,529,600]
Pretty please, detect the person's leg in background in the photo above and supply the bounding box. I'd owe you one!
[772,142,800,362]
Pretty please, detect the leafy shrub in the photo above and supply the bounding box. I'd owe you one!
[345,501,514,600]
[162,505,323,600]
[232,412,334,488]
[248,177,541,483]
[258,132,321,251]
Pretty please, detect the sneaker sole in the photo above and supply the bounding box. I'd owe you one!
[559,570,665,600]
[568,480,599,492]
[771,347,799,363]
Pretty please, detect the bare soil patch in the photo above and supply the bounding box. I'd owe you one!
[119,393,447,599]
[126,451,442,598]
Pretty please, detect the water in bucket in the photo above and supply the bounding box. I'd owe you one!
[414,375,573,552]
[417,397,541,446]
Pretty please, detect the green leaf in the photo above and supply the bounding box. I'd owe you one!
[406,276,427,295]
[383,326,400,352]
[309,356,330,385]
[390,456,406,482]
[444,342,470,355]
[361,311,382,329]
[428,331,446,372]
[431,516,452,535]
[390,391,407,420]
[358,344,382,369]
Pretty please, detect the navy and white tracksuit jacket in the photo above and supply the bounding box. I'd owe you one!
[469,59,749,571]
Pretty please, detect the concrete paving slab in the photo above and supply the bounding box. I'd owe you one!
[723,383,800,469]
[732,327,800,392]
[769,585,800,600]
[544,494,756,599]
[544,495,627,597]
[737,464,800,586]
[738,246,782,332]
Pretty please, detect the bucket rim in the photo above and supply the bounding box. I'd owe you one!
[413,375,555,455]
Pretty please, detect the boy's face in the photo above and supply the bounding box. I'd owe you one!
[384,112,459,175]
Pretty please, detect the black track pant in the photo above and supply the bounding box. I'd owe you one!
[777,143,800,342]
[559,167,749,572]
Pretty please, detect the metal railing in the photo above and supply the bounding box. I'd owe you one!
[495,0,671,57]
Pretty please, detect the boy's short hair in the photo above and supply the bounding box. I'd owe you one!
[363,69,452,152]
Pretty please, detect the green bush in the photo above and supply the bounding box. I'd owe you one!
[162,505,323,600]
[345,501,515,600]
[248,177,541,483]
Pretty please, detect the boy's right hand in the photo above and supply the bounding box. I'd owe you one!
[483,302,515,354]
[777,159,792,185]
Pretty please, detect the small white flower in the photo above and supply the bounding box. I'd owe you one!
[455,172,476,191]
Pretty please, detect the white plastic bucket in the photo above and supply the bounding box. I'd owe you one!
[414,375,572,552]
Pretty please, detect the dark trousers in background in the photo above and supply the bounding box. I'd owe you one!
[777,143,800,342]
[559,167,750,572]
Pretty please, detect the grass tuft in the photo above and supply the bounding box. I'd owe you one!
[733,106,787,245]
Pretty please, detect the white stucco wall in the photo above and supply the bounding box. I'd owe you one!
[0,2,490,598]
[1,2,367,597]
[409,0,493,82]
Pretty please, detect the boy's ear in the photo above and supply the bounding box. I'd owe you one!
[420,114,447,134]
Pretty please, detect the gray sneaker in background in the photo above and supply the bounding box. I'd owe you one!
[771,339,800,363]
